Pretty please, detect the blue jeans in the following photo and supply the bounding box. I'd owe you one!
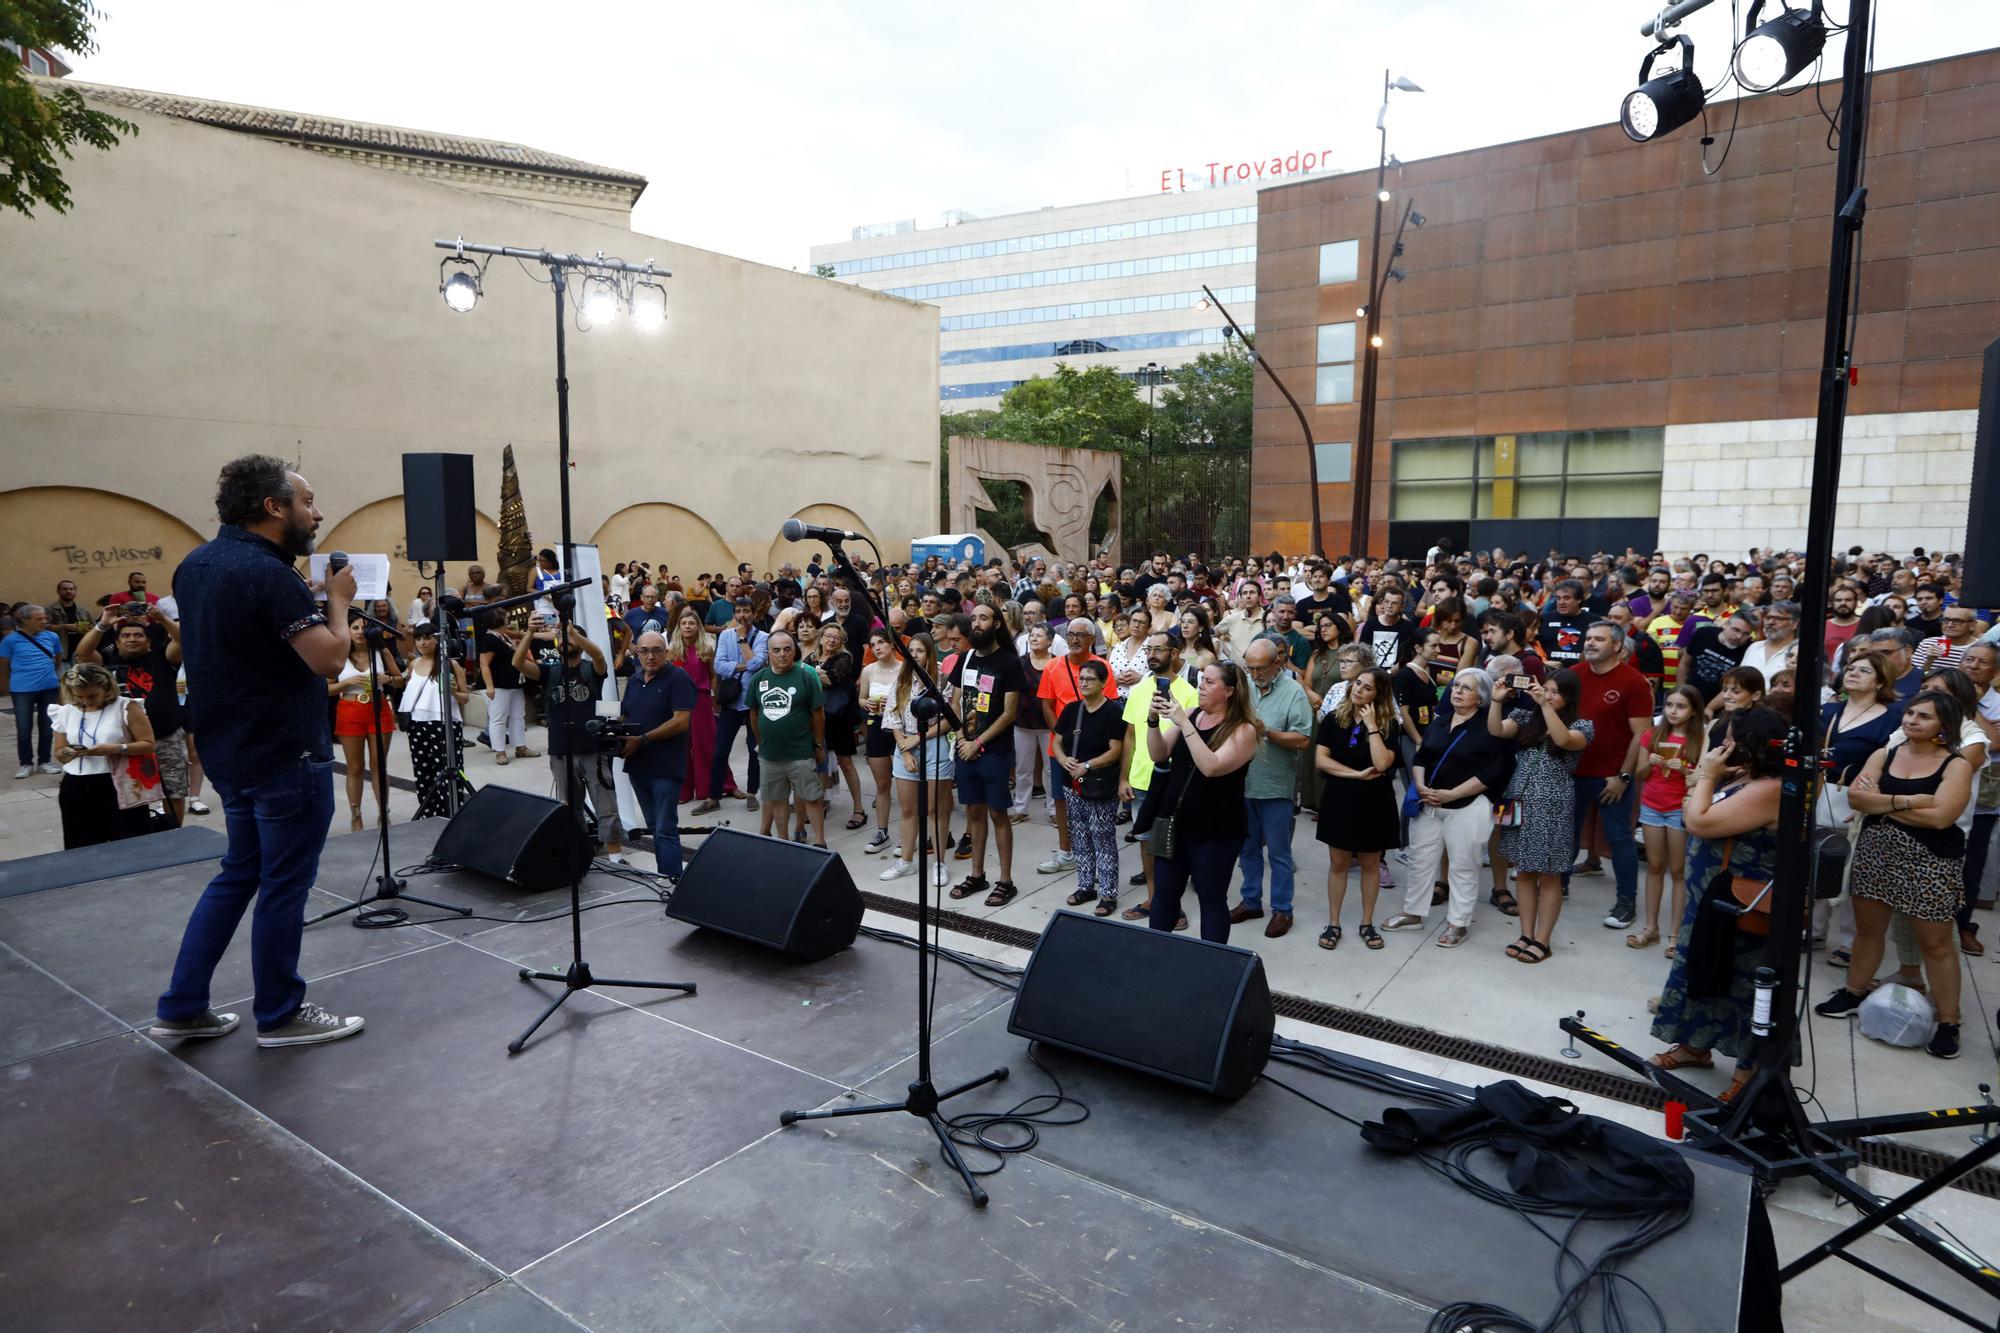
[1236,797,1296,913]
[710,707,759,798]
[1566,776,1639,912]
[158,757,334,1030]
[630,773,684,877]
[13,686,57,765]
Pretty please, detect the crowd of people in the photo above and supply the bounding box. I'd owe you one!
[13,536,1998,1080]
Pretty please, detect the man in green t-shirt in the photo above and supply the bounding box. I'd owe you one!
[1117,630,1200,921]
[749,630,827,846]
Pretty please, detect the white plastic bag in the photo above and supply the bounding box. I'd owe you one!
[1858,983,1936,1048]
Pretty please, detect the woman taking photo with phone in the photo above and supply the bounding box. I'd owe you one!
[1487,670,1592,962]
[1144,662,1261,943]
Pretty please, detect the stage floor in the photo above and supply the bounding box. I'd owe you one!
[0,824,1753,1330]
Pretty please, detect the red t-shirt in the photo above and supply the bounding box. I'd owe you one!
[1573,661,1652,778]
[1823,619,1860,664]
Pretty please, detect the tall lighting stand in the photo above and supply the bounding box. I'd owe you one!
[1349,70,1423,559]
[430,237,694,1053]
[1557,6,2000,1323]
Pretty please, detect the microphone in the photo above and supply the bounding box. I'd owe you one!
[782,517,861,545]
[327,550,350,577]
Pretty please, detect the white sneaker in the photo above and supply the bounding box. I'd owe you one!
[13,766,30,779]
[879,858,915,881]
[1390,850,1412,869]
[933,863,949,889]
[604,852,628,865]
[1037,850,1075,874]
[38,762,62,776]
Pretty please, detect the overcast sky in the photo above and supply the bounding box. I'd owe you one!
[72,1,1999,271]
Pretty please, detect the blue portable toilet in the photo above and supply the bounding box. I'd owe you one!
[911,533,986,567]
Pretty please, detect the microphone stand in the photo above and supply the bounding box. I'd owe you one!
[778,537,1010,1207]
[309,607,472,925]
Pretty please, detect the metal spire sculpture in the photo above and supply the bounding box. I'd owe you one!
[496,443,534,611]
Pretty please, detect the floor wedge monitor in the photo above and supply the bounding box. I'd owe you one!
[433,785,591,894]
[1008,911,1273,1099]
[666,828,862,962]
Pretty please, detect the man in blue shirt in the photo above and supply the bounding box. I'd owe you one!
[3,604,63,776]
[698,598,767,815]
[621,631,696,878]
[152,455,366,1051]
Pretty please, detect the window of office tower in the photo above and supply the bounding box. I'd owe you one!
[1315,321,1356,404]
[1389,429,1665,521]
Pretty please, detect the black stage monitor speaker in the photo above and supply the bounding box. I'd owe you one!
[403,453,478,564]
[1008,912,1273,1100]
[434,785,590,893]
[1961,336,2000,607]
[666,828,862,962]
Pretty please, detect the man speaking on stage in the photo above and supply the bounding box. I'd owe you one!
[149,455,368,1049]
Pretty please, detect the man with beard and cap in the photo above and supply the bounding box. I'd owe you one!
[151,455,365,1050]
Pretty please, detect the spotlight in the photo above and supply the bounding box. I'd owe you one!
[1356,305,1368,318]
[1621,35,1705,143]
[1735,2,1826,93]
[632,279,668,331]
[1370,334,1385,348]
[1409,210,1427,228]
[439,255,481,314]
[1377,188,1392,202]
[580,274,619,326]
[1388,267,1407,282]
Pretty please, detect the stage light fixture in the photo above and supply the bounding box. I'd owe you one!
[1621,35,1705,142]
[439,255,481,314]
[580,274,619,327]
[1376,188,1392,202]
[1409,210,1427,228]
[1735,1,1826,92]
[1356,305,1368,318]
[1388,267,1406,282]
[631,280,668,331]
[1370,334,1385,348]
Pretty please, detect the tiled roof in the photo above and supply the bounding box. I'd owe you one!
[56,79,648,188]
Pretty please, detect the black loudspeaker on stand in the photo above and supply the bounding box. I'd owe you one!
[1956,336,2000,608]
[402,454,479,563]
[668,829,862,961]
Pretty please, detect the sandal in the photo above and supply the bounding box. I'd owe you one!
[1094,898,1118,917]
[1520,938,1551,964]
[949,875,988,900]
[845,812,868,831]
[1490,889,1519,917]
[1828,948,1852,967]
[1066,888,1096,907]
[1121,900,1152,921]
[1625,927,1660,950]
[1436,925,1467,949]
[1318,925,1342,951]
[1431,883,1448,907]
[984,881,1020,908]
[1171,915,1189,932]
[1719,1071,1756,1104]
[1505,934,1535,961]
[350,807,364,833]
[1664,945,1677,961]
[1359,923,1384,950]
[1649,1044,1713,1071]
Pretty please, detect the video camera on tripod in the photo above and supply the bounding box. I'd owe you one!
[580,716,647,750]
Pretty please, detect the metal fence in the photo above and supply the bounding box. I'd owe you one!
[1122,445,1250,563]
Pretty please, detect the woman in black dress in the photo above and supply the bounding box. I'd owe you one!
[1314,666,1400,951]
[1144,662,1262,943]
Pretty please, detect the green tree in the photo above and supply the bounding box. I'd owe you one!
[2,2,135,217]
[992,363,1152,454]
[812,262,837,278]
[1155,342,1253,452]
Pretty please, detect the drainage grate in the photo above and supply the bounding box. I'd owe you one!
[858,892,2000,1198]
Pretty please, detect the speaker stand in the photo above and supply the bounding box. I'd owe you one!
[310,622,472,927]
[510,275,695,1053]
[778,549,1009,1206]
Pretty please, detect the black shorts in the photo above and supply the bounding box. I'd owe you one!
[828,710,859,758]
[865,719,894,759]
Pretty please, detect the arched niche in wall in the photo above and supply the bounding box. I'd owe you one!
[317,497,502,601]
[0,487,206,605]
[766,504,879,580]
[592,503,737,586]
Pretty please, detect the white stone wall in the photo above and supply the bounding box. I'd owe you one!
[1657,410,1979,557]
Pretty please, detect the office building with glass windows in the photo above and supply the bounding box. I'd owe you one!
[810,183,1270,411]
[1250,46,1999,561]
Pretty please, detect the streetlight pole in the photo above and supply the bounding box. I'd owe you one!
[1201,285,1320,556]
[1350,70,1422,558]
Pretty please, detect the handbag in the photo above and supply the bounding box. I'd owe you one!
[716,673,743,708]
[113,753,162,811]
[1404,727,1466,822]
[1492,799,1522,827]
[1711,835,1775,936]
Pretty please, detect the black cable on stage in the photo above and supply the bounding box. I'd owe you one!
[1264,1041,1685,1333]
[936,1042,1089,1179]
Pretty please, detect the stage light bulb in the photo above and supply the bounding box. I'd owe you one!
[1377,188,1392,202]
[582,286,618,326]
[1621,67,1704,142]
[1734,9,1826,93]
[442,272,478,313]
[1356,305,1368,318]
[632,282,668,331]
[1370,334,1384,348]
